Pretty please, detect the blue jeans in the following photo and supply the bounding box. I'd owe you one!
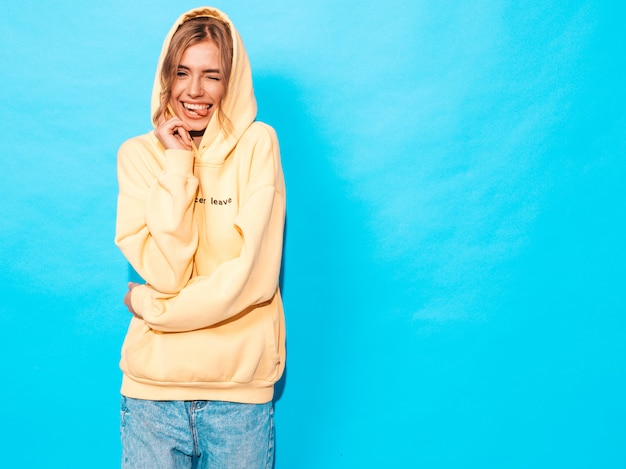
[120,396,274,469]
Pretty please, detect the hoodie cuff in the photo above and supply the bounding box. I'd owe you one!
[164,149,194,176]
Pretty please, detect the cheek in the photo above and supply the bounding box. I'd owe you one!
[170,82,184,99]
[212,84,226,104]
[217,88,224,103]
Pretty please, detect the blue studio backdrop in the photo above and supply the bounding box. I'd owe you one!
[0,1,624,467]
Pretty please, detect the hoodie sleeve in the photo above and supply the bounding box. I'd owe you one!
[129,125,285,332]
[115,137,199,294]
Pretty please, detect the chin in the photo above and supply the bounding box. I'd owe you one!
[187,114,214,132]
[189,123,209,131]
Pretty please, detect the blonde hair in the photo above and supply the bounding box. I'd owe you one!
[153,16,234,134]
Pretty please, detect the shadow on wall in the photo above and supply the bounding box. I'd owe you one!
[254,72,346,403]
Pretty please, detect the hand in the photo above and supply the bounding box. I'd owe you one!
[124,282,141,316]
[154,113,193,150]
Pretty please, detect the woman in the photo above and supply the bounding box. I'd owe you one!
[114,7,286,468]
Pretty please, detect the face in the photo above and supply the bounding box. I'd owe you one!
[169,41,226,131]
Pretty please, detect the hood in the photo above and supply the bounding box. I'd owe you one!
[151,7,257,162]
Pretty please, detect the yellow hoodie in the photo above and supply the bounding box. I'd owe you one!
[114,7,285,404]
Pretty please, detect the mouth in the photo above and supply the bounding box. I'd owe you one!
[181,102,212,118]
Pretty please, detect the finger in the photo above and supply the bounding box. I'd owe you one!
[178,128,192,147]
[169,118,191,135]
[155,117,192,150]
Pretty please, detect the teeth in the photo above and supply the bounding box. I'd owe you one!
[183,103,211,110]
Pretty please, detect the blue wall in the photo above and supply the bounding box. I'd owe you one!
[1,1,624,467]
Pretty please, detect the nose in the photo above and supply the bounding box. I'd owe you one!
[188,76,203,97]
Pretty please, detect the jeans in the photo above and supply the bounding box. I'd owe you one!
[120,396,274,469]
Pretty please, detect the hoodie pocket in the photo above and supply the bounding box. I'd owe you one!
[121,299,281,385]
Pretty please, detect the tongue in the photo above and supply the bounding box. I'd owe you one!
[188,106,210,118]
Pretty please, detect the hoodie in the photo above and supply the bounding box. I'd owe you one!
[114,7,285,404]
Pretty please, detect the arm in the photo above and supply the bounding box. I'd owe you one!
[129,125,285,332]
[115,137,199,294]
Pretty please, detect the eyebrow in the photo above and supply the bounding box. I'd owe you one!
[177,64,221,74]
